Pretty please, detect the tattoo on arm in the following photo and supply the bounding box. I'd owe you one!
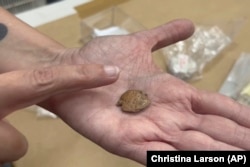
[0,23,8,41]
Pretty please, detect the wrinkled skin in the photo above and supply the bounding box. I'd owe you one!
[40,19,250,165]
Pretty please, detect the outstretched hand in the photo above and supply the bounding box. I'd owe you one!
[41,19,250,165]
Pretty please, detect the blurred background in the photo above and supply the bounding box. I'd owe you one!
[1,0,250,167]
[0,0,62,14]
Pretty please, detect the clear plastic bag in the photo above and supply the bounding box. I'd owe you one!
[237,83,250,106]
[219,53,250,100]
[80,7,145,43]
[161,18,245,81]
[162,25,232,80]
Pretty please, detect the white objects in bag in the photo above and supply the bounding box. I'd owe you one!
[162,26,231,80]
[168,53,198,80]
[93,26,129,37]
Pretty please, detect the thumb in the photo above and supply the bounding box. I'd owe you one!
[136,19,194,51]
[0,64,119,118]
[0,120,28,163]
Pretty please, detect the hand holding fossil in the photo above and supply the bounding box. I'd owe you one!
[41,19,250,165]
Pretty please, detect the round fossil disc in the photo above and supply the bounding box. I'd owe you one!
[116,90,151,112]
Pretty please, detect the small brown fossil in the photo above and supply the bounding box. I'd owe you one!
[116,90,151,112]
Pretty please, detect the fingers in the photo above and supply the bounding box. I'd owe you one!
[129,142,176,165]
[191,91,250,149]
[192,91,250,128]
[0,64,120,118]
[136,19,195,51]
[0,120,28,163]
[175,130,241,150]
[192,114,250,150]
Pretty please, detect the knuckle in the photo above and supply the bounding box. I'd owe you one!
[77,65,94,80]
[31,68,55,88]
[233,125,247,147]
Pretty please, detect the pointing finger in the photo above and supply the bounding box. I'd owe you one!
[0,64,120,118]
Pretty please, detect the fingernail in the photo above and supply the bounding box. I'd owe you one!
[104,66,120,77]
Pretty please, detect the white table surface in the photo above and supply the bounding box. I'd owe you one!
[15,0,91,27]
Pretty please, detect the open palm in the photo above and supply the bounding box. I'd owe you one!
[43,19,250,165]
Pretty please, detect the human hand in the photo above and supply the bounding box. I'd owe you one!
[0,64,119,163]
[38,20,250,164]
[41,19,250,165]
[1,6,249,166]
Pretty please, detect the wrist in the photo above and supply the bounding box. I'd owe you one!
[0,45,65,73]
[0,7,65,73]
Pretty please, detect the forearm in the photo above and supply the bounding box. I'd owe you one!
[0,7,65,73]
